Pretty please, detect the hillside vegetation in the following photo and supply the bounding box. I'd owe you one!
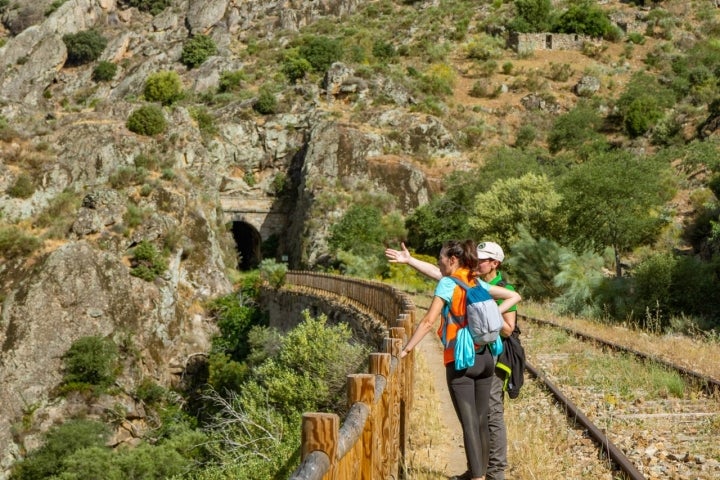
[1,0,720,478]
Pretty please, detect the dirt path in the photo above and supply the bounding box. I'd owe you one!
[408,327,469,478]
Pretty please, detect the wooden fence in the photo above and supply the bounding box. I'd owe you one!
[285,271,416,480]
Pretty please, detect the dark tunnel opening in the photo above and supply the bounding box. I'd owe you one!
[231,221,262,270]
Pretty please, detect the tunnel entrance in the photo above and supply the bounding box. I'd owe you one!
[230,221,262,270]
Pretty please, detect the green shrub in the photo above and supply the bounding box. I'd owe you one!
[329,204,386,256]
[109,165,149,188]
[7,174,35,198]
[92,60,117,82]
[130,240,168,281]
[298,35,343,72]
[34,190,82,238]
[547,101,606,155]
[281,54,312,84]
[469,79,501,98]
[180,35,217,69]
[627,253,675,330]
[123,201,150,228]
[259,258,287,288]
[9,420,110,480]
[372,39,396,61]
[135,379,167,405]
[270,172,288,196]
[62,30,107,66]
[253,86,277,115]
[189,106,217,136]
[626,32,645,45]
[623,96,663,137]
[124,0,171,15]
[418,63,455,96]
[465,35,504,61]
[218,69,246,93]
[144,71,183,105]
[552,1,614,38]
[61,336,119,390]
[199,310,373,476]
[45,0,67,16]
[514,124,537,148]
[207,287,267,361]
[546,62,573,82]
[509,0,554,33]
[0,225,42,260]
[127,105,167,136]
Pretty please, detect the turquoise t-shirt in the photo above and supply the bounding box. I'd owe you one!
[434,277,491,317]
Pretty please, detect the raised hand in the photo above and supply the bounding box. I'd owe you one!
[384,242,412,264]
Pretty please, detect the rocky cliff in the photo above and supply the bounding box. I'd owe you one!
[0,0,443,474]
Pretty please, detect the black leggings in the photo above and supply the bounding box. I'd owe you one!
[446,348,495,478]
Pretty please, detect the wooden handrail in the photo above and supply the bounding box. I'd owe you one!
[286,271,416,480]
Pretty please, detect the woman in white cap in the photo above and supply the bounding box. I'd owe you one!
[386,241,518,480]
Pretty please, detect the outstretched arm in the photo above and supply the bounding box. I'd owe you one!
[385,242,442,281]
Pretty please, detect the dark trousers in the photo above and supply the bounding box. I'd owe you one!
[446,348,495,478]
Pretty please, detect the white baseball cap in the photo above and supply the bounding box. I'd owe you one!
[477,241,504,262]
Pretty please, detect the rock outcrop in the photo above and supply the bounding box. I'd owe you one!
[0,0,448,474]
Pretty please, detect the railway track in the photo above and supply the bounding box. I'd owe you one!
[410,296,719,479]
[520,314,720,480]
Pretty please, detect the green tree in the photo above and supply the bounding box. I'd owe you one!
[10,420,110,480]
[552,0,615,38]
[62,30,107,66]
[328,204,386,256]
[298,35,343,72]
[61,336,118,390]
[124,0,170,15]
[92,60,117,82]
[143,71,183,105]
[616,72,676,138]
[207,286,267,362]
[559,151,673,276]
[505,225,567,300]
[553,247,608,316]
[129,240,168,280]
[253,85,277,114]
[126,105,167,136]
[469,173,565,247]
[509,0,554,33]
[547,101,608,156]
[200,312,367,479]
[180,35,217,69]
[218,69,246,93]
[282,53,312,83]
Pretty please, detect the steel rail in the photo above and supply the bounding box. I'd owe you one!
[519,314,720,395]
[524,360,646,480]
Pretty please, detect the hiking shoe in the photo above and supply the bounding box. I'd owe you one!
[449,471,472,480]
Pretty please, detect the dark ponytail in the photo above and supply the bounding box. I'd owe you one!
[440,239,479,278]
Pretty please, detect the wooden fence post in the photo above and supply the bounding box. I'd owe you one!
[390,325,409,474]
[347,374,376,480]
[369,352,391,480]
[302,412,339,480]
[383,337,402,478]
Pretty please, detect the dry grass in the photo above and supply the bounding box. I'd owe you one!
[521,302,720,380]
[403,297,719,479]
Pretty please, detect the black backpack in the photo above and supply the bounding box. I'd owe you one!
[494,278,526,399]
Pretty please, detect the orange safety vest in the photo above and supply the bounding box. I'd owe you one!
[438,268,476,365]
